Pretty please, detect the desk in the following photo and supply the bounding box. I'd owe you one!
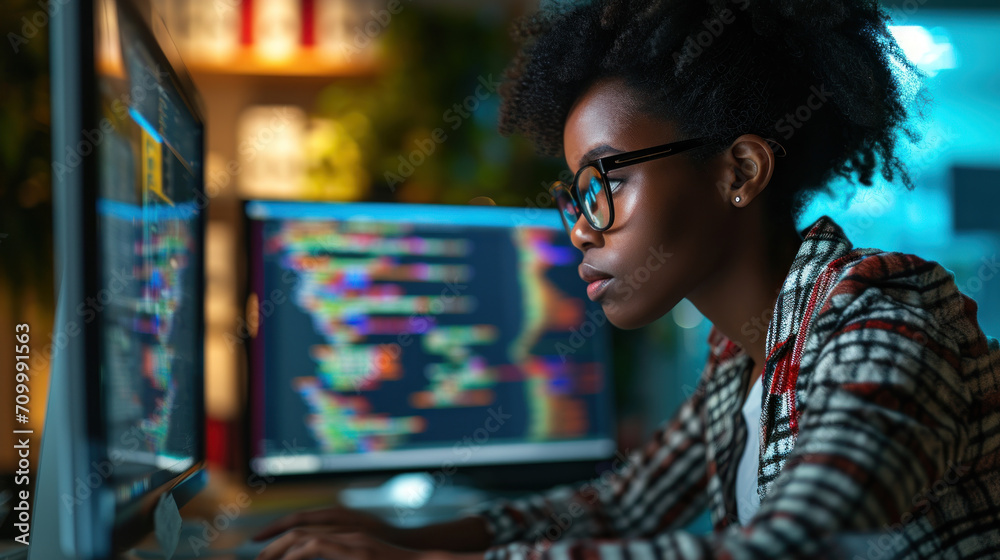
[124,469,494,560]
[125,469,346,560]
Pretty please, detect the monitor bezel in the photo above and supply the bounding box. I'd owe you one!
[239,199,618,487]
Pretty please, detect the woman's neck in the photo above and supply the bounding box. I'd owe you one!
[687,218,802,369]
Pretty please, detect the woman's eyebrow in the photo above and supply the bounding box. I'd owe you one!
[579,144,622,168]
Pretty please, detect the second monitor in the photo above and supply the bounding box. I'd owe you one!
[244,201,616,482]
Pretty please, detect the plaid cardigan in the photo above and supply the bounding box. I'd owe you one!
[469,215,1000,559]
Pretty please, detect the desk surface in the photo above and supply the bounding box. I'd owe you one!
[125,469,347,559]
[124,468,496,560]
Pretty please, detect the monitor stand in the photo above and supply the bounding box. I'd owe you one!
[27,324,94,560]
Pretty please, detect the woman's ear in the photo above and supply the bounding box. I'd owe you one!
[725,134,776,208]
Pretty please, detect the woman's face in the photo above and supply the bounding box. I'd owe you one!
[563,78,736,329]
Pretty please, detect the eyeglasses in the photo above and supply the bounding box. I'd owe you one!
[550,136,717,235]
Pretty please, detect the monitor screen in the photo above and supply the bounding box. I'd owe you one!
[245,202,615,477]
[96,0,204,502]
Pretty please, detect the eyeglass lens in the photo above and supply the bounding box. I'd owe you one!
[552,183,579,233]
[577,166,609,229]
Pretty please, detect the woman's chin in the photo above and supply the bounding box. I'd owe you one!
[601,301,656,330]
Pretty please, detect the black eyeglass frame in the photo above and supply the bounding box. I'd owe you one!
[551,136,719,233]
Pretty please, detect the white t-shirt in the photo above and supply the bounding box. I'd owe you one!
[735,373,764,526]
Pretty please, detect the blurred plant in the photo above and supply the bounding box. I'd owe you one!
[0,1,53,305]
[313,3,565,207]
[304,114,371,200]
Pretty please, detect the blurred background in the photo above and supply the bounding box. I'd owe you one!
[1,0,998,528]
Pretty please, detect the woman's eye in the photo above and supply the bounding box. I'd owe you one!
[608,179,625,193]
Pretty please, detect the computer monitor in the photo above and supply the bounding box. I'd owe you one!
[35,0,206,558]
[244,201,616,484]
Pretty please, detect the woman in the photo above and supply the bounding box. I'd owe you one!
[254,0,1000,558]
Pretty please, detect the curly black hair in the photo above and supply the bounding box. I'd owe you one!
[499,0,926,221]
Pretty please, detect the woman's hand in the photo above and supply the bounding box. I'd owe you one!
[255,529,409,560]
[252,506,400,543]
[254,528,481,560]
[252,506,494,553]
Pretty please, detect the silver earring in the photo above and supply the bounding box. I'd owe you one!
[734,196,742,204]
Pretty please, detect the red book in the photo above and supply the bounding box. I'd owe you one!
[241,0,254,46]
[205,416,232,469]
[302,0,315,47]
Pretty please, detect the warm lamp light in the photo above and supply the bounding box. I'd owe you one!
[255,0,301,62]
[237,105,308,199]
[187,0,240,62]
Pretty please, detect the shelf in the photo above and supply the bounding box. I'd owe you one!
[184,47,381,78]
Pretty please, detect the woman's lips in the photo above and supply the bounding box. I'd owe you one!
[579,263,614,302]
[586,277,613,301]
